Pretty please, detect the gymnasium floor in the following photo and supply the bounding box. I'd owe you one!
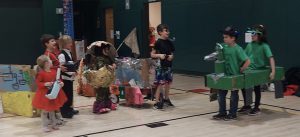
[0,74,299,137]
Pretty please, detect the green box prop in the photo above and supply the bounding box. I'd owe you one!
[204,43,285,105]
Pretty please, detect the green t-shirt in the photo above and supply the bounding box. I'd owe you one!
[223,44,249,75]
[244,42,273,69]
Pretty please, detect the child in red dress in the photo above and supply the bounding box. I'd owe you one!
[32,55,67,132]
[40,34,60,70]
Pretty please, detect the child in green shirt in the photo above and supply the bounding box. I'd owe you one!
[213,26,250,120]
[238,24,276,115]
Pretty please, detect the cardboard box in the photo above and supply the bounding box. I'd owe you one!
[1,91,40,117]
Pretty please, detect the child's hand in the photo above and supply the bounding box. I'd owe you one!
[59,81,64,87]
[167,55,174,61]
[159,54,166,60]
[240,67,246,73]
[60,65,67,72]
[269,72,275,80]
[108,64,116,70]
[44,82,54,87]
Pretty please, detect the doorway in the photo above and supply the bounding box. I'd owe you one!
[142,1,161,57]
[73,0,99,44]
[105,8,115,45]
[148,1,161,47]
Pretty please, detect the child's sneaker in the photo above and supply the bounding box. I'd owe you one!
[248,108,261,116]
[223,114,237,121]
[99,108,110,113]
[153,102,163,110]
[111,104,117,110]
[164,99,174,107]
[238,106,251,113]
[52,126,59,130]
[43,127,51,132]
[212,113,226,120]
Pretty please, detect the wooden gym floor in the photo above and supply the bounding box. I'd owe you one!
[0,74,299,137]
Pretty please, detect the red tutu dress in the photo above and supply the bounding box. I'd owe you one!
[32,70,67,112]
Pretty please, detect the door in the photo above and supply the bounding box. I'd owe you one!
[105,8,114,45]
[142,1,161,57]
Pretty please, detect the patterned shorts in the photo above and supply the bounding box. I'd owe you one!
[154,67,173,85]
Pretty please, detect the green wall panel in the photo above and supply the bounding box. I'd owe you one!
[162,0,300,73]
[100,0,300,73]
[42,0,63,35]
[2,0,299,71]
[0,0,43,65]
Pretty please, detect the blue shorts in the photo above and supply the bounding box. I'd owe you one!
[154,67,173,85]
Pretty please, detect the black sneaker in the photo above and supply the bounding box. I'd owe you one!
[153,103,163,110]
[164,99,174,107]
[238,106,252,113]
[212,114,227,120]
[248,108,261,116]
[72,110,79,115]
[61,112,73,119]
[143,95,151,100]
[223,114,237,121]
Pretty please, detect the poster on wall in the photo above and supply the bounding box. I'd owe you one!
[63,0,74,38]
[75,40,85,61]
[0,65,36,92]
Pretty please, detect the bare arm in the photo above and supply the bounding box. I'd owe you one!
[240,59,251,73]
[151,48,165,59]
[269,57,276,80]
[167,53,174,61]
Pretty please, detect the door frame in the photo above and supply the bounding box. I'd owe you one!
[142,0,162,58]
[104,7,115,45]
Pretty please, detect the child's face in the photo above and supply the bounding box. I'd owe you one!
[223,34,236,45]
[45,39,57,51]
[65,42,73,50]
[44,60,53,70]
[159,29,169,39]
[251,34,259,42]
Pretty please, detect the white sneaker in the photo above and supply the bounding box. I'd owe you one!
[268,83,275,92]
[43,127,51,132]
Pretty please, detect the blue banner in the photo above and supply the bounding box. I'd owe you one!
[63,0,74,38]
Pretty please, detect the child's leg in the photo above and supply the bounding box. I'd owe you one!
[218,90,228,115]
[94,87,110,113]
[248,85,262,115]
[164,84,170,100]
[155,85,162,103]
[94,89,102,113]
[241,89,247,106]
[54,112,65,126]
[164,67,173,100]
[238,89,252,113]
[229,90,239,116]
[163,83,174,106]
[254,85,261,109]
[213,90,228,119]
[60,80,74,118]
[41,110,51,132]
[49,111,59,130]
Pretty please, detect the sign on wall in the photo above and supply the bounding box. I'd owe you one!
[75,40,85,60]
